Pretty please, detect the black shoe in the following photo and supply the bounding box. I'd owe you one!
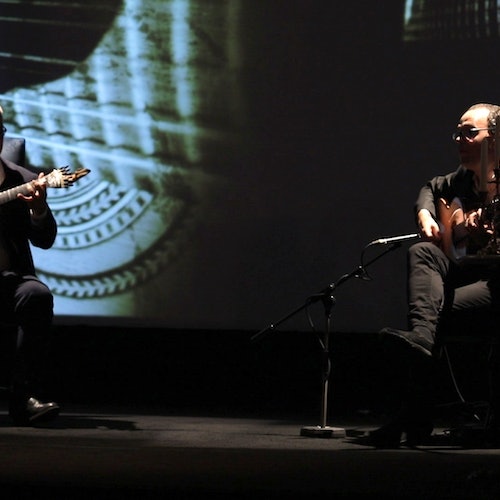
[10,397,60,426]
[380,327,433,357]
[366,420,404,448]
[365,419,434,448]
[405,421,434,447]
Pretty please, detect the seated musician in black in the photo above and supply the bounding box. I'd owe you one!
[0,105,59,425]
[370,102,500,447]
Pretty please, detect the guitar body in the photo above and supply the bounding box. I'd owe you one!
[437,197,468,262]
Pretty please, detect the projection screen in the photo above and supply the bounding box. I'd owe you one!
[1,0,499,333]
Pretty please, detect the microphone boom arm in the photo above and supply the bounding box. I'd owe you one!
[251,233,414,343]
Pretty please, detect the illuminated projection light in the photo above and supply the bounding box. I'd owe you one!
[0,0,245,321]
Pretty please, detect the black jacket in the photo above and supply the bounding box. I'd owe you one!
[0,158,57,275]
[414,165,482,222]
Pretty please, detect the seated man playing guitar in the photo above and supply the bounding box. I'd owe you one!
[369,102,500,447]
[0,105,60,426]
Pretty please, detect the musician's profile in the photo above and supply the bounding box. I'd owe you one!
[365,102,500,448]
[0,104,61,425]
[0,1,245,322]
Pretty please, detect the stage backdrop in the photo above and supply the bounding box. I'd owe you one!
[0,0,498,333]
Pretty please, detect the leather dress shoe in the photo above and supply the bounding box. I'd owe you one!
[10,397,60,426]
[366,420,403,448]
[379,327,433,358]
[366,419,434,448]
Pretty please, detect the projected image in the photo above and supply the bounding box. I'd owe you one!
[404,0,500,41]
[0,0,245,323]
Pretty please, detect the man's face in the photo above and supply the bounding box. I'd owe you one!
[453,107,491,168]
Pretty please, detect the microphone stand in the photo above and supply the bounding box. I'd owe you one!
[251,238,411,438]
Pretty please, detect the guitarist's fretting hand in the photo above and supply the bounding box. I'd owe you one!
[17,172,49,218]
[417,208,442,243]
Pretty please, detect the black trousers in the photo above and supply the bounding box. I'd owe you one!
[0,272,54,400]
[395,242,500,423]
[407,241,500,346]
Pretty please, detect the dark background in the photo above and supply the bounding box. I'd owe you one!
[215,0,500,334]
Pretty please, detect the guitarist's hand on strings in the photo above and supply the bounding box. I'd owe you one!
[464,208,494,236]
[17,172,49,218]
[417,208,441,243]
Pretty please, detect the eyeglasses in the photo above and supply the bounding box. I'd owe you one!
[452,126,492,142]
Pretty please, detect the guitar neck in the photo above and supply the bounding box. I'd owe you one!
[0,182,37,206]
[0,167,90,208]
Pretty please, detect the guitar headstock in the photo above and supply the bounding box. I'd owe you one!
[45,166,91,188]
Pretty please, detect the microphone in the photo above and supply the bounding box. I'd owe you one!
[370,233,420,245]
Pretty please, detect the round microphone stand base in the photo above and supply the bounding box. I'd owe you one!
[300,425,346,438]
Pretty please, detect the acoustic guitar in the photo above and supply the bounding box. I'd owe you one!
[437,197,494,263]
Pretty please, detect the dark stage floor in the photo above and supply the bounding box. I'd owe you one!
[1,325,499,498]
[2,403,500,499]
